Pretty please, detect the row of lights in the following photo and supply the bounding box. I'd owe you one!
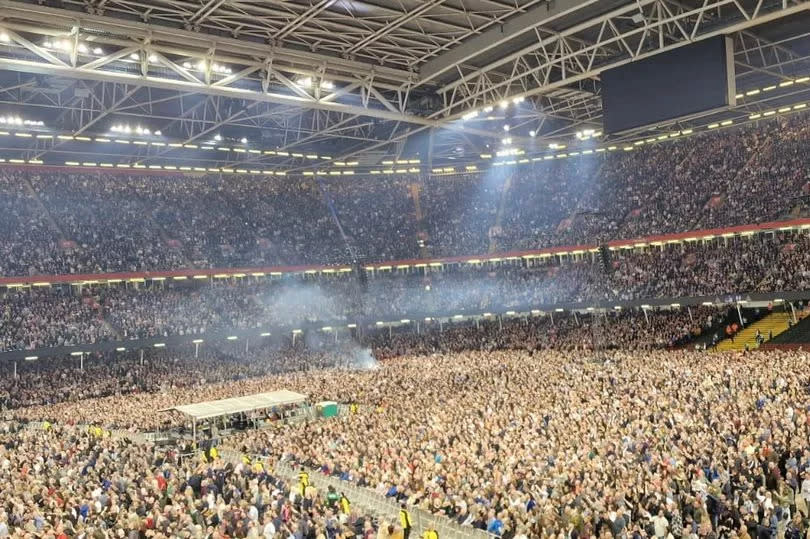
[489,127,700,166]
[735,76,810,101]
[180,61,233,75]
[111,124,161,136]
[43,39,104,55]
[0,116,43,126]
[575,129,601,140]
[295,77,335,90]
[0,129,332,161]
[461,96,526,121]
[747,103,807,120]
[6,97,808,177]
[62,161,288,175]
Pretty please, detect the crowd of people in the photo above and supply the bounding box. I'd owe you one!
[4,83,810,539]
[0,305,723,410]
[1,228,808,353]
[0,111,808,276]
[3,340,810,538]
[0,420,380,538]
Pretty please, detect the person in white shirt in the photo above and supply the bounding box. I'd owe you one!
[262,515,275,539]
[652,510,669,538]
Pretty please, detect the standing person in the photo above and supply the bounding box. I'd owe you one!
[421,523,438,539]
[400,503,412,539]
[298,466,309,496]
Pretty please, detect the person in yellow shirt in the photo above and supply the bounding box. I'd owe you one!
[339,492,350,515]
[399,504,412,539]
[298,467,309,495]
[421,524,438,539]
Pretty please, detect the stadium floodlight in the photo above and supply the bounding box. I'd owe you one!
[93,47,103,55]
[240,137,247,144]
[0,32,9,42]
[503,124,510,132]
[529,130,536,137]
[512,96,525,104]
[499,100,509,109]
[462,110,479,121]
[483,106,493,113]
[129,53,139,60]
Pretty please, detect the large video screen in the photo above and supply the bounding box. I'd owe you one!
[601,36,735,134]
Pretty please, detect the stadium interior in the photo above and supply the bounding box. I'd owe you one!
[2,0,810,537]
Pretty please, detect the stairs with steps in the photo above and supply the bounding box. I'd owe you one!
[488,172,513,253]
[409,182,431,259]
[714,312,792,351]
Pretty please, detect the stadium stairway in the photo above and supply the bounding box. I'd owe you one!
[488,172,514,253]
[714,312,792,351]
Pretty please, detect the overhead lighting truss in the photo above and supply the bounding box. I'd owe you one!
[429,0,810,120]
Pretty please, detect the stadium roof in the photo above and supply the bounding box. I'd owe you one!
[168,390,308,420]
[0,0,809,168]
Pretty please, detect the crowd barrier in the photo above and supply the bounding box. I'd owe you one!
[213,443,497,539]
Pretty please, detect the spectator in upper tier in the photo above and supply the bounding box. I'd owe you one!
[0,110,807,275]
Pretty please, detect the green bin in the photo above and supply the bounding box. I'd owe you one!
[316,401,338,418]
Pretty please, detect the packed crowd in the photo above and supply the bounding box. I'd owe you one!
[0,421,379,538]
[0,111,809,276]
[1,305,723,410]
[4,342,810,538]
[2,227,809,353]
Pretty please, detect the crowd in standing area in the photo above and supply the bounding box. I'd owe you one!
[1,305,723,409]
[3,344,810,539]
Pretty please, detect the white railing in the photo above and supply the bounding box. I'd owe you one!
[271,460,495,539]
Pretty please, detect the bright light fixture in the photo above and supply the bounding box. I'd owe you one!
[240,137,247,144]
[503,124,510,131]
[529,130,536,137]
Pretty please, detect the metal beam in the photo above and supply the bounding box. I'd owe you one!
[419,0,602,84]
[430,0,810,120]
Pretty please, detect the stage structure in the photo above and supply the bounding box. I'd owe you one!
[165,389,308,444]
